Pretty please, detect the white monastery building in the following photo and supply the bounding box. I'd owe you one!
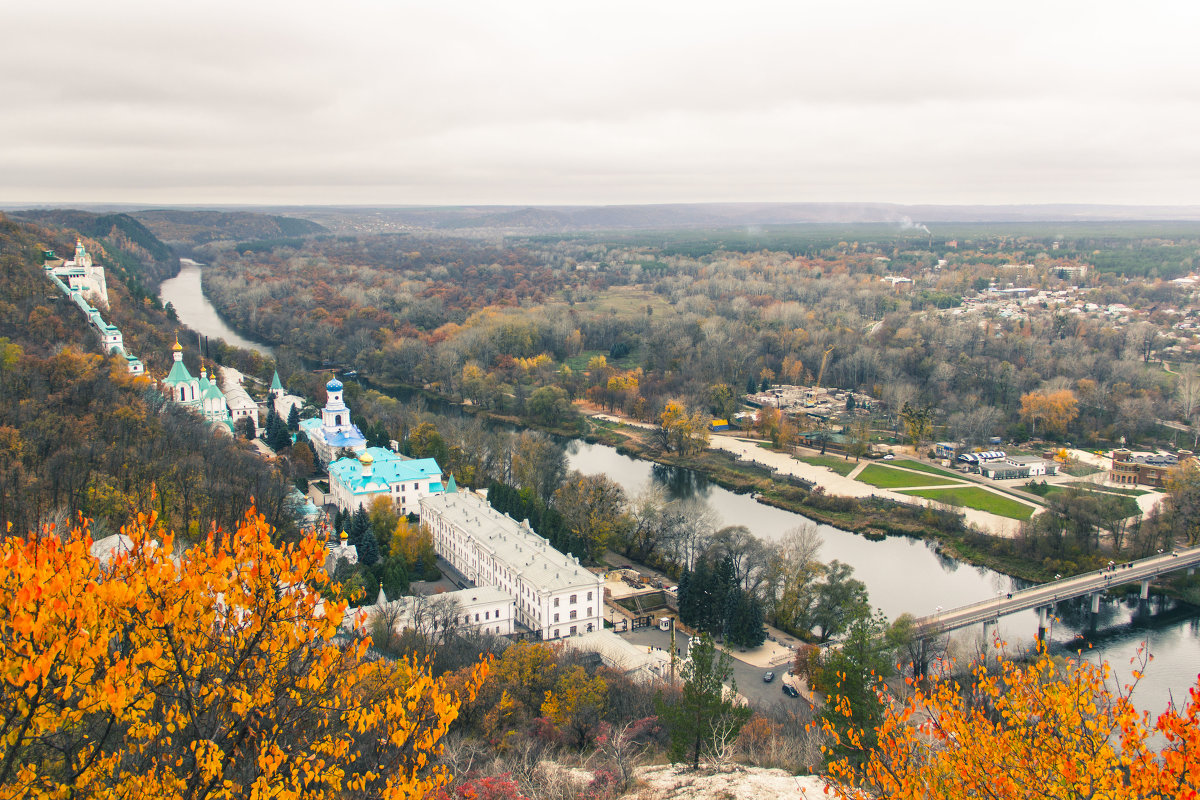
[420,489,605,641]
[327,447,445,515]
[299,377,367,464]
[344,586,515,639]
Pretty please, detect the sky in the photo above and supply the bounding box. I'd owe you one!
[4,1,1200,207]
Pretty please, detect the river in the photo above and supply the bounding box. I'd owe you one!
[565,440,1199,718]
[159,259,275,358]
[160,274,1198,718]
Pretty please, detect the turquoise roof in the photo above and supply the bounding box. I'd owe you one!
[164,359,194,386]
[270,370,283,391]
[445,474,458,493]
[328,448,443,496]
[326,377,343,391]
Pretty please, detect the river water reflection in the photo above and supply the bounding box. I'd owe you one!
[566,439,1199,716]
[159,259,274,358]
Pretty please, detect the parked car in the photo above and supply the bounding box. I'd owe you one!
[882,453,895,460]
[762,671,774,683]
[782,683,800,697]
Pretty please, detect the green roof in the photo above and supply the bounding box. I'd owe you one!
[445,474,458,493]
[164,359,194,386]
[270,370,283,391]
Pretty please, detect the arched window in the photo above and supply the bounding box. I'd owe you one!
[334,414,342,426]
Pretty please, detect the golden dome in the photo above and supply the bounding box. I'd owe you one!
[359,451,374,465]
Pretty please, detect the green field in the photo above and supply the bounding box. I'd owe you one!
[1036,486,1141,516]
[1067,482,1150,496]
[797,454,859,476]
[887,459,962,479]
[857,464,961,489]
[901,486,1037,520]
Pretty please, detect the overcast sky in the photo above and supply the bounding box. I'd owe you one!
[4,1,1199,207]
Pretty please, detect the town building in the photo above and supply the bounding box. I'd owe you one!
[327,447,445,515]
[978,455,1058,480]
[1109,449,1188,488]
[420,489,605,641]
[299,377,366,464]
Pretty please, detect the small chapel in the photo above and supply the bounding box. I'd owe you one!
[299,376,367,464]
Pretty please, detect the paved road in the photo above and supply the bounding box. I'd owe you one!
[623,627,809,713]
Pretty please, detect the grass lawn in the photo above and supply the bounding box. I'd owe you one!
[888,459,962,479]
[901,486,1037,520]
[1067,481,1150,496]
[797,454,860,476]
[1030,485,1142,516]
[1062,462,1101,477]
[857,464,961,489]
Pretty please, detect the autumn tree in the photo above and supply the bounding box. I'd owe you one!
[0,506,488,799]
[658,400,710,455]
[1164,458,1200,546]
[541,665,609,749]
[552,471,633,562]
[1018,388,1079,438]
[825,643,1200,800]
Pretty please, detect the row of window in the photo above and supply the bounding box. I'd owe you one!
[552,607,592,623]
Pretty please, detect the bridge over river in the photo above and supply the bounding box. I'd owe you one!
[915,545,1200,638]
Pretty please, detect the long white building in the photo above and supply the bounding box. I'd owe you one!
[420,489,604,641]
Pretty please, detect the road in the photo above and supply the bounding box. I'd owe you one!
[622,627,809,713]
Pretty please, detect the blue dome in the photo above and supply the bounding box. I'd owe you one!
[326,378,343,391]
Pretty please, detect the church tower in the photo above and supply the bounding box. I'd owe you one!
[321,377,353,435]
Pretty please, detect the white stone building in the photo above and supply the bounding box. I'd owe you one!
[420,489,605,641]
[345,586,515,639]
[327,447,445,516]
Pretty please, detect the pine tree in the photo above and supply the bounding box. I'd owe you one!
[286,405,300,431]
[350,506,371,549]
[358,523,379,566]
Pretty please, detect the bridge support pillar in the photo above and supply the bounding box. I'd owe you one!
[1036,606,1049,641]
[1140,579,1151,600]
[1189,567,1195,577]
[982,618,995,642]
[1090,592,1101,614]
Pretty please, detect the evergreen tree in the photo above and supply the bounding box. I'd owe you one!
[350,506,370,549]
[286,404,300,431]
[746,377,757,394]
[358,523,380,566]
[238,416,256,440]
[656,634,751,769]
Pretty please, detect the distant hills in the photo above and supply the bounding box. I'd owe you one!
[8,208,180,288]
[264,202,1200,234]
[9,202,1200,238]
[129,209,327,246]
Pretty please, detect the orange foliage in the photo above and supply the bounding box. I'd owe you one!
[824,643,1200,800]
[0,506,487,800]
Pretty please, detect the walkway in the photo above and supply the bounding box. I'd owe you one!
[915,544,1200,635]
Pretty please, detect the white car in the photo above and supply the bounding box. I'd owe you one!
[883,453,895,460]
